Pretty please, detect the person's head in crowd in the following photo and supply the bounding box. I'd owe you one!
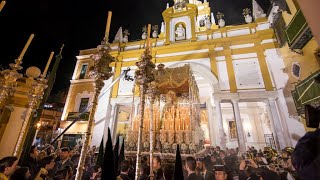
[210,154,217,164]
[196,157,204,171]
[245,166,256,178]
[229,148,236,155]
[153,156,161,170]
[215,146,221,151]
[10,167,31,180]
[39,156,55,170]
[120,160,130,174]
[0,156,18,177]
[214,165,227,180]
[255,153,268,165]
[37,151,47,161]
[185,156,196,173]
[219,150,226,159]
[199,158,211,172]
[60,147,70,160]
[29,146,39,159]
[142,156,149,165]
[281,148,292,160]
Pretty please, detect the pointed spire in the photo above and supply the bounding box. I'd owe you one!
[101,128,116,180]
[96,138,104,166]
[174,144,184,180]
[252,0,266,19]
[113,135,120,175]
[113,27,123,43]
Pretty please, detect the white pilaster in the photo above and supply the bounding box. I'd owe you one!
[231,99,246,152]
[266,98,287,150]
[207,99,215,146]
[215,100,226,150]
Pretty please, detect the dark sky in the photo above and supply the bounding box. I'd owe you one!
[0,0,271,93]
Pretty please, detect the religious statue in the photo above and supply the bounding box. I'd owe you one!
[175,24,186,40]
[229,121,237,139]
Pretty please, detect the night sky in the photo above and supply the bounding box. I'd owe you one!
[0,0,271,93]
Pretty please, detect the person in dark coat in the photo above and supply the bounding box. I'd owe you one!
[185,157,203,180]
[117,160,132,180]
[292,128,320,180]
[139,163,149,180]
[24,145,39,179]
[56,147,74,172]
[10,167,31,180]
[201,159,215,180]
[152,156,165,180]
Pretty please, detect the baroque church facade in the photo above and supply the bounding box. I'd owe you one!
[59,0,306,153]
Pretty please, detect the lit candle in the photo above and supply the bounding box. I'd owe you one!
[18,34,35,60]
[42,51,54,77]
[0,1,6,12]
[105,11,112,40]
[146,24,151,48]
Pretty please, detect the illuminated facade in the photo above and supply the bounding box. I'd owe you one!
[60,0,308,153]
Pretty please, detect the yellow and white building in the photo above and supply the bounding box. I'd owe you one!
[61,0,308,152]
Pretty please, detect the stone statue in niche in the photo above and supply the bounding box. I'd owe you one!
[175,24,186,40]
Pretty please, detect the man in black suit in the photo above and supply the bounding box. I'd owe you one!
[117,160,132,180]
[200,158,215,180]
[153,156,165,180]
[56,147,74,172]
[185,157,203,180]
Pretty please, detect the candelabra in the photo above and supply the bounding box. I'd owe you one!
[75,37,115,180]
[13,50,54,157]
[0,34,34,107]
[13,75,48,157]
[134,24,155,180]
[147,81,158,180]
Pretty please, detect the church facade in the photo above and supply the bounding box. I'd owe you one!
[60,0,306,152]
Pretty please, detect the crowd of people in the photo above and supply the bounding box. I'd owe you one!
[0,143,303,180]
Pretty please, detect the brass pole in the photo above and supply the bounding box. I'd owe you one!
[75,38,114,180]
[134,31,155,179]
[75,79,103,179]
[148,82,157,180]
[135,84,146,180]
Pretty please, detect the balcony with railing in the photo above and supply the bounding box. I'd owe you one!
[285,9,313,50]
